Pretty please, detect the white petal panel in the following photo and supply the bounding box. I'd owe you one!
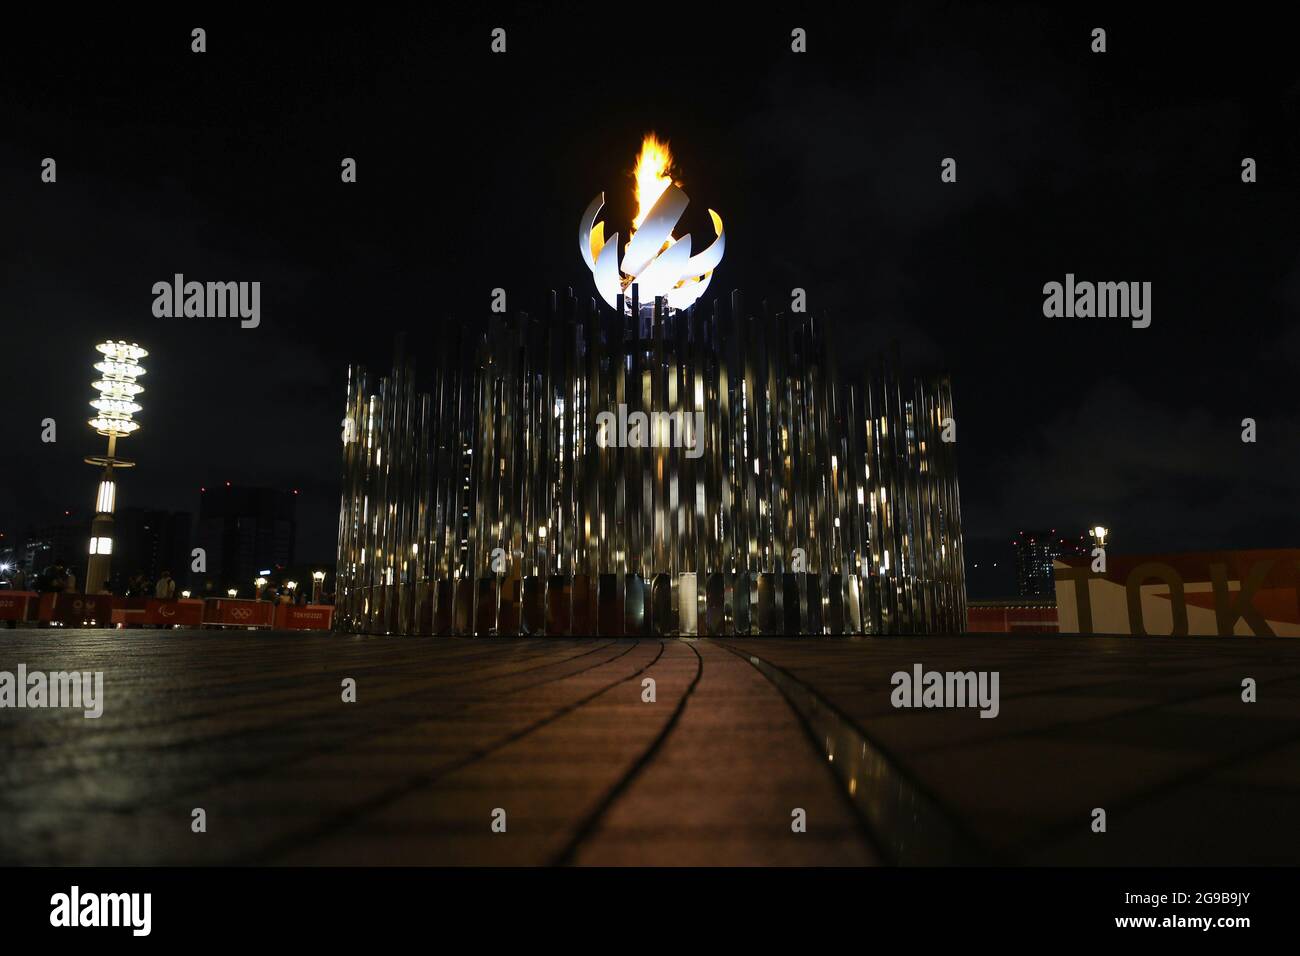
[621,184,689,278]
[682,209,725,280]
[629,234,691,301]
[578,192,605,272]
[666,270,713,311]
[593,231,622,309]
[579,183,723,314]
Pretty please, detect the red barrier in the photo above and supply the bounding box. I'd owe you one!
[3,593,325,630]
[0,591,37,621]
[146,599,205,626]
[966,603,1060,633]
[38,594,115,626]
[203,599,275,628]
[111,598,206,627]
[274,604,335,630]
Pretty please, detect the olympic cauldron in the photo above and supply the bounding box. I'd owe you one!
[334,139,966,636]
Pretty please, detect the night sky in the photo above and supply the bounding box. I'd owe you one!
[2,7,1296,596]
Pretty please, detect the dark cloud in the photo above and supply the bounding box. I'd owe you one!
[976,380,1299,551]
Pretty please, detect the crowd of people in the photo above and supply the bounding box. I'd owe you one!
[117,571,177,599]
[8,561,174,598]
[11,559,78,595]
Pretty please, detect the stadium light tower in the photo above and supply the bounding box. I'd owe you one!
[84,340,147,594]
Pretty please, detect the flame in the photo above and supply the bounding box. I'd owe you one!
[631,133,676,232]
[579,134,723,309]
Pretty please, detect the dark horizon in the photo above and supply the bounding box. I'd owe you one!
[3,7,1298,596]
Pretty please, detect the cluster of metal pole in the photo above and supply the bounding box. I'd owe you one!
[336,288,966,635]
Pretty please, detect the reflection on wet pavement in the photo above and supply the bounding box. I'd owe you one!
[730,646,995,864]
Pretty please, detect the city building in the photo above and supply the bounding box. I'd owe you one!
[1013,529,1088,598]
[21,519,87,585]
[110,508,193,592]
[194,483,296,596]
[335,290,966,635]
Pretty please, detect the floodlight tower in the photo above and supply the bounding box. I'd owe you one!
[84,341,148,595]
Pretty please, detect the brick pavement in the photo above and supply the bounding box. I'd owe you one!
[0,631,866,865]
[1,629,1295,865]
[724,636,1300,864]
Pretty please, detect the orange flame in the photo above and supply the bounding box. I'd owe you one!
[631,133,676,233]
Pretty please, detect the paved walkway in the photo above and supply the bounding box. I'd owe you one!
[0,632,869,865]
[1,630,1296,865]
[725,636,1300,864]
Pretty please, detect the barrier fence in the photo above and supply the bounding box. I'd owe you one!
[0,592,334,630]
[965,601,1059,633]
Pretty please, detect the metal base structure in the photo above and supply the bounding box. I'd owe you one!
[347,570,899,636]
[335,289,967,636]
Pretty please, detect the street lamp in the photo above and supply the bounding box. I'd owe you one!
[227,588,238,598]
[311,570,326,604]
[84,341,147,595]
[255,576,268,600]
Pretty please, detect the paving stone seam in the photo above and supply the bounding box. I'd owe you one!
[0,637,619,752]
[0,640,638,814]
[550,640,704,866]
[1015,724,1300,859]
[904,668,1300,758]
[0,640,624,795]
[239,639,667,865]
[718,641,1000,865]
